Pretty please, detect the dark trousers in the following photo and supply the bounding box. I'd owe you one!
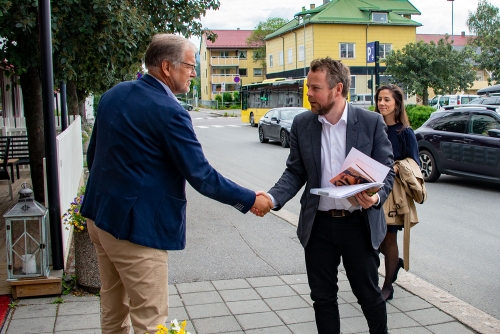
[305,212,387,334]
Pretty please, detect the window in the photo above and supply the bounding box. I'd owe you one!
[350,76,356,98]
[288,48,293,64]
[253,50,264,60]
[340,43,355,59]
[372,12,388,23]
[431,112,469,133]
[239,68,247,76]
[220,51,229,58]
[298,45,304,61]
[269,54,273,67]
[204,52,206,61]
[470,114,500,135]
[279,51,284,66]
[254,68,263,76]
[379,44,392,59]
[238,51,247,59]
[476,71,484,81]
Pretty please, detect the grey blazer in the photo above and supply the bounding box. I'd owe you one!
[268,104,395,250]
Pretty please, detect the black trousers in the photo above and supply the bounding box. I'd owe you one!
[305,212,387,334]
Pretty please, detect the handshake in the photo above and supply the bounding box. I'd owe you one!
[250,191,274,217]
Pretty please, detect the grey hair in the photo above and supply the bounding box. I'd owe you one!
[144,34,197,70]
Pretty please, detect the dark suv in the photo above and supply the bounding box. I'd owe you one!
[415,105,500,183]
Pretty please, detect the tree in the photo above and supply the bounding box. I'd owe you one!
[246,17,287,72]
[383,37,476,105]
[467,0,500,84]
[0,0,220,200]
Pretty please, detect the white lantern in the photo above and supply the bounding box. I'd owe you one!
[3,183,50,280]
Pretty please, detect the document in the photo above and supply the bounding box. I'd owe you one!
[310,148,390,206]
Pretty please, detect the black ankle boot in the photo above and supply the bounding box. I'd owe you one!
[392,258,404,283]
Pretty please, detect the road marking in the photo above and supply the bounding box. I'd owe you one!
[196,126,209,129]
[194,125,242,129]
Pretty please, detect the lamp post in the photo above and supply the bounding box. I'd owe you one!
[447,0,454,43]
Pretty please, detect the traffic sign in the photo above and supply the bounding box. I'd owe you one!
[367,42,375,63]
[234,76,240,83]
[221,82,226,92]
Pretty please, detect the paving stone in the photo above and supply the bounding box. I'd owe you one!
[247,276,285,287]
[339,303,363,318]
[389,327,433,334]
[235,311,285,330]
[192,315,242,334]
[181,291,223,306]
[226,299,271,315]
[256,285,297,299]
[338,291,357,303]
[60,294,100,303]
[15,296,58,306]
[169,284,178,295]
[391,286,413,299]
[6,317,55,333]
[338,280,352,292]
[280,274,308,285]
[186,302,231,319]
[426,321,476,334]
[219,288,260,302]
[387,312,420,329]
[54,313,101,331]
[12,303,57,319]
[300,294,314,306]
[288,321,319,334]
[57,300,100,316]
[264,295,309,311]
[176,281,215,294]
[212,279,251,290]
[169,294,184,307]
[276,307,315,324]
[289,283,310,295]
[406,308,454,326]
[168,306,189,322]
[340,316,369,334]
[245,325,292,333]
[389,296,432,312]
[55,330,101,334]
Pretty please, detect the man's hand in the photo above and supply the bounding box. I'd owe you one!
[355,191,379,210]
[250,192,273,217]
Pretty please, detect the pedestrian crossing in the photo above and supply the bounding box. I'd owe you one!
[194,124,244,129]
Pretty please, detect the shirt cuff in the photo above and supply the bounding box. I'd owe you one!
[267,193,278,209]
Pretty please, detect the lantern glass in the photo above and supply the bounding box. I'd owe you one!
[9,218,44,276]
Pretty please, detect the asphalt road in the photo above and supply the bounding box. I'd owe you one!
[173,109,500,320]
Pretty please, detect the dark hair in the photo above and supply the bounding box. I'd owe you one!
[374,84,410,128]
[309,57,350,97]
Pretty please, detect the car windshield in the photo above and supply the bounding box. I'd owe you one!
[281,109,307,120]
[468,98,483,104]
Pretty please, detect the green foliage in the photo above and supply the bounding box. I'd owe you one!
[8,302,18,309]
[233,90,240,102]
[367,105,375,111]
[246,17,287,69]
[384,37,477,105]
[222,92,233,103]
[467,0,500,84]
[62,273,78,295]
[214,94,222,103]
[406,105,435,129]
[52,297,64,304]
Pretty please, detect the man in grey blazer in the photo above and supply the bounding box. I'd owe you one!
[266,58,395,333]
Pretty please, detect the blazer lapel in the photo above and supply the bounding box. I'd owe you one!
[345,104,359,157]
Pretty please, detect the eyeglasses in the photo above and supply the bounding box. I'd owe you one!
[178,61,196,73]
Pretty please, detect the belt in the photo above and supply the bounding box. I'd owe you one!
[317,209,358,217]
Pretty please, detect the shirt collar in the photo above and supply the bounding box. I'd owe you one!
[150,75,178,101]
[318,99,349,125]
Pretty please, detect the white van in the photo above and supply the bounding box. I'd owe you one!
[429,94,479,109]
[350,93,374,108]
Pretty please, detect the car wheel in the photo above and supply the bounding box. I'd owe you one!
[187,106,193,111]
[280,130,290,148]
[259,127,269,143]
[250,113,256,127]
[419,150,440,182]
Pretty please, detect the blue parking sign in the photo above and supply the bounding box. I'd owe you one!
[367,42,375,63]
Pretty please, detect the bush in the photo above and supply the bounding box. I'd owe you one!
[233,91,240,102]
[406,105,435,129]
[222,92,233,103]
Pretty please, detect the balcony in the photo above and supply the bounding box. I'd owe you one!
[211,74,240,84]
[211,57,240,66]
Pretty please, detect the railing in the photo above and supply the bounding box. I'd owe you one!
[211,74,240,84]
[1,115,79,136]
[210,57,240,66]
[55,116,84,263]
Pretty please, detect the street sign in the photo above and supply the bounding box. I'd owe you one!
[221,82,226,92]
[367,42,375,63]
[234,76,240,83]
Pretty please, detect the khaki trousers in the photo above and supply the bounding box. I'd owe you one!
[87,220,169,334]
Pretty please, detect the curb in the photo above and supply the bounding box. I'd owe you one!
[270,208,500,334]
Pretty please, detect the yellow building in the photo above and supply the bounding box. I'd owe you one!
[200,29,265,102]
[264,0,422,102]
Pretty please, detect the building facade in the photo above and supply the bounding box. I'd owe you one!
[200,29,265,102]
[264,0,422,103]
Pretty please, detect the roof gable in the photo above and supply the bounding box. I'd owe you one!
[203,30,256,49]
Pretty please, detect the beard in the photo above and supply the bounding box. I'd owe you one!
[309,91,335,116]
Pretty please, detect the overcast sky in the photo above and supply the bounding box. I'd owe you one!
[190,0,484,46]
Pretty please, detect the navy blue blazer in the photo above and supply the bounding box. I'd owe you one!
[81,74,255,250]
[268,105,395,250]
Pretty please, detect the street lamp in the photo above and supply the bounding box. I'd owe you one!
[447,0,454,43]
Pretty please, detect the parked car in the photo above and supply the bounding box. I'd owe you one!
[428,94,479,109]
[179,100,193,111]
[468,96,500,105]
[349,93,374,109]
[414,104,500,183]
[258,107,309,148]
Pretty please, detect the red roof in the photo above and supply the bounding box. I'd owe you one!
[203,29,257,49]
[416,34,475,46]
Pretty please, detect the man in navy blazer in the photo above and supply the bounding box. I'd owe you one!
[81,34,272,333]
[265,58,395,333]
